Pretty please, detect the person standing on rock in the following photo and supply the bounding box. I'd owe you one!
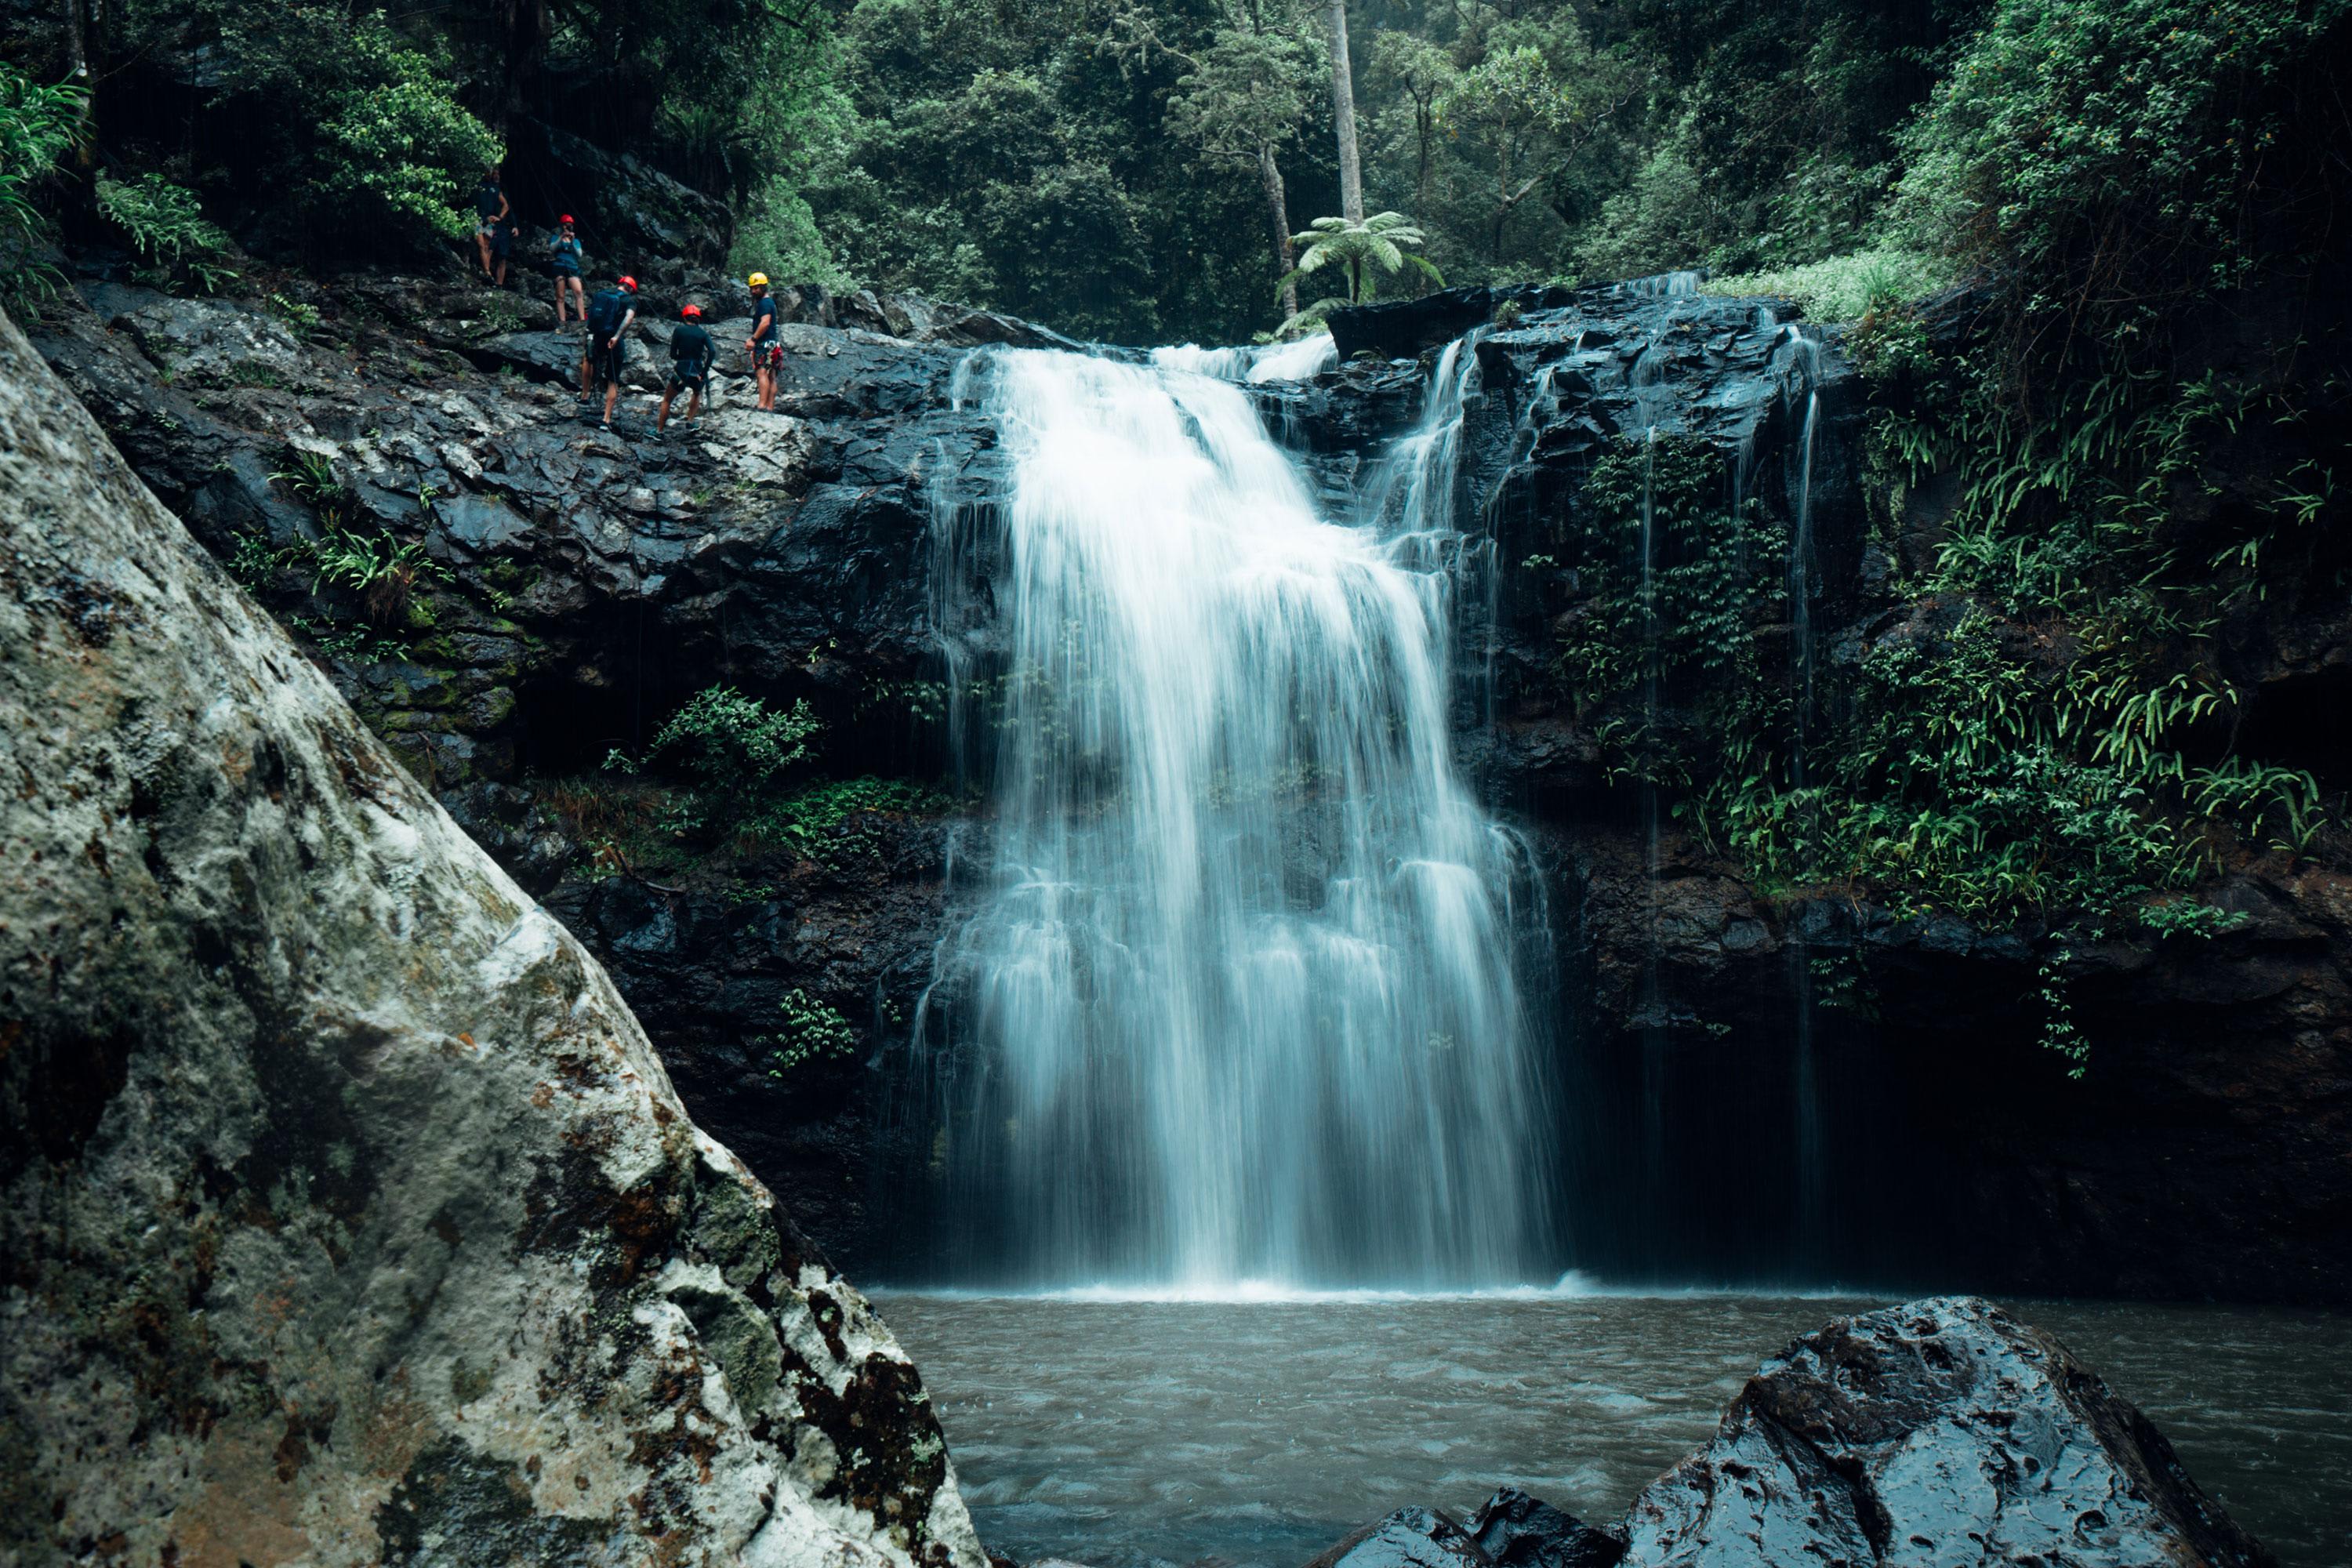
[659,304,714,437]
[550,216,586,328]
[471,164,510,283]
[579,275,638,433]
[746,272,781,413]
[488,215,519,289]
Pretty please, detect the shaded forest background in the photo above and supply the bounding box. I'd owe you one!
[0,0,2243,345]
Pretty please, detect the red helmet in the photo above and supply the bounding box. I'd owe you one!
[558,214,575,226]
[618,275,637,292]
[680,304,702,318]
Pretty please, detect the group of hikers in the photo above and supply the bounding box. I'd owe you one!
[469,162,789,438]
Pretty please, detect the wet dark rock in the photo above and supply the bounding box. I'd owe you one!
[506,115,734,270]
[1621,1296,2275,1568]
[1305,1506,1496,1568]
[1305,1300,2267,1568]
[1467,1487,1627,1568]
[26,251,2352,1301]
[1330,284,1579,361]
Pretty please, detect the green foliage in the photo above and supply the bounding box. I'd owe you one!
[1282,212,1443,311]
[765,989,859,1080]
[0,64,86,310]
[95,171,237,292]
[309,23,501,239]
[267,292,323,336]
[1541,434,1784,786]
[1703,247,1952,323]
[1888,0,2349,347]
[753,777,949,866]
[116,2,499,245]
[731,180,854,291]
[628,685,822,807]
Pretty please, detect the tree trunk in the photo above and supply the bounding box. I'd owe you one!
[1261,141,1298,321]
[1327,0,1363,222]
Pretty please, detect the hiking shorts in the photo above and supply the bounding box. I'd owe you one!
[753,341,783,373]
[666,368,708,397]
[588,335,626,388]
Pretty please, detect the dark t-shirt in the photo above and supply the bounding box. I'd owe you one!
[671,324,713,376]
[748,294,777,344]
[474,180,503,220]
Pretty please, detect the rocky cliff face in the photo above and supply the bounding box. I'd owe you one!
[21,255,2352,1301]
[0,305,985,1568]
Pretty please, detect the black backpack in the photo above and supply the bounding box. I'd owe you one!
[587,289,630,336]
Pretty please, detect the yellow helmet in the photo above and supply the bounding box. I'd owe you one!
[746,271,769,288]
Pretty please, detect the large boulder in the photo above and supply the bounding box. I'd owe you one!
[0,302,986,1567]
[1619,1296,2274,1567]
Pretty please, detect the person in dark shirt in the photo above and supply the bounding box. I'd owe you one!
[744,271,781,412]
[549,216,586,328]
[471,165,509,282]
[658,304,715,437]
[488,216,517,289]
[578,274,638,431]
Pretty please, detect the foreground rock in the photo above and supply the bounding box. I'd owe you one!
[1305,1298,2270,1568]
[0,306,984,1566]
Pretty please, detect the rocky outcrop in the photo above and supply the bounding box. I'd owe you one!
[0,304,984,1567]
[1620,1297,2273,1567]
[24,256,2352,1301]
[1302,1298,2271,1568]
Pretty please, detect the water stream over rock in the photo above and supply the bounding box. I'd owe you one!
[916,345,1552,1290]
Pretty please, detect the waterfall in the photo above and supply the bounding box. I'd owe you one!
[921,346,1550,1290]
[1774,324,1827,1253]
[1150,332,1338,384]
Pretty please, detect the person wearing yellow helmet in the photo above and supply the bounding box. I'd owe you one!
[744,273,780,412]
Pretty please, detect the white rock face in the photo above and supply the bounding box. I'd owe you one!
[0,305,986,1568]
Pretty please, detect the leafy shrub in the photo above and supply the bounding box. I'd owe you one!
[731,177,854,291]
[766,989,859,1079]
[95,171,236,292]
[311,24,501,239]
[632,685,822,801]
[1703,246,1951,322]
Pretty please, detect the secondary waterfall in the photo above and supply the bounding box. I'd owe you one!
[920,347,1550,1290]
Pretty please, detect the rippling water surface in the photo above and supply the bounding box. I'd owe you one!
[877,1294,2352,1568]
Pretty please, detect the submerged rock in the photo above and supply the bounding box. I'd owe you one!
[0,307,985,1566]
[1619,1296,2273,1568]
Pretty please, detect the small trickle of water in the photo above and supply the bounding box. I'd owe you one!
[921,345,1548,1290]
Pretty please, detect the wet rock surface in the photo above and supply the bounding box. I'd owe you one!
[1300,1298,2271,1568]
[24,258,2352,1299]
[1468,1488,1628,1568]
[0,306,984,1566]
[1305,1506,1498,1568]
[1620,1297,2274,1567]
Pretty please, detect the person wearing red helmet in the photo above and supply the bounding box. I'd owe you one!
[578,274,638,431]
[658,303,714,437]
[549,216,586,328]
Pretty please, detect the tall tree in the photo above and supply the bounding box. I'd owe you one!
[1138,4,1319,322]
[1325,0,1362,221]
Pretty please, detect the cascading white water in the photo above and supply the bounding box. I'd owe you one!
[1151,332,1339,384]
[923,345,1548,1290]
